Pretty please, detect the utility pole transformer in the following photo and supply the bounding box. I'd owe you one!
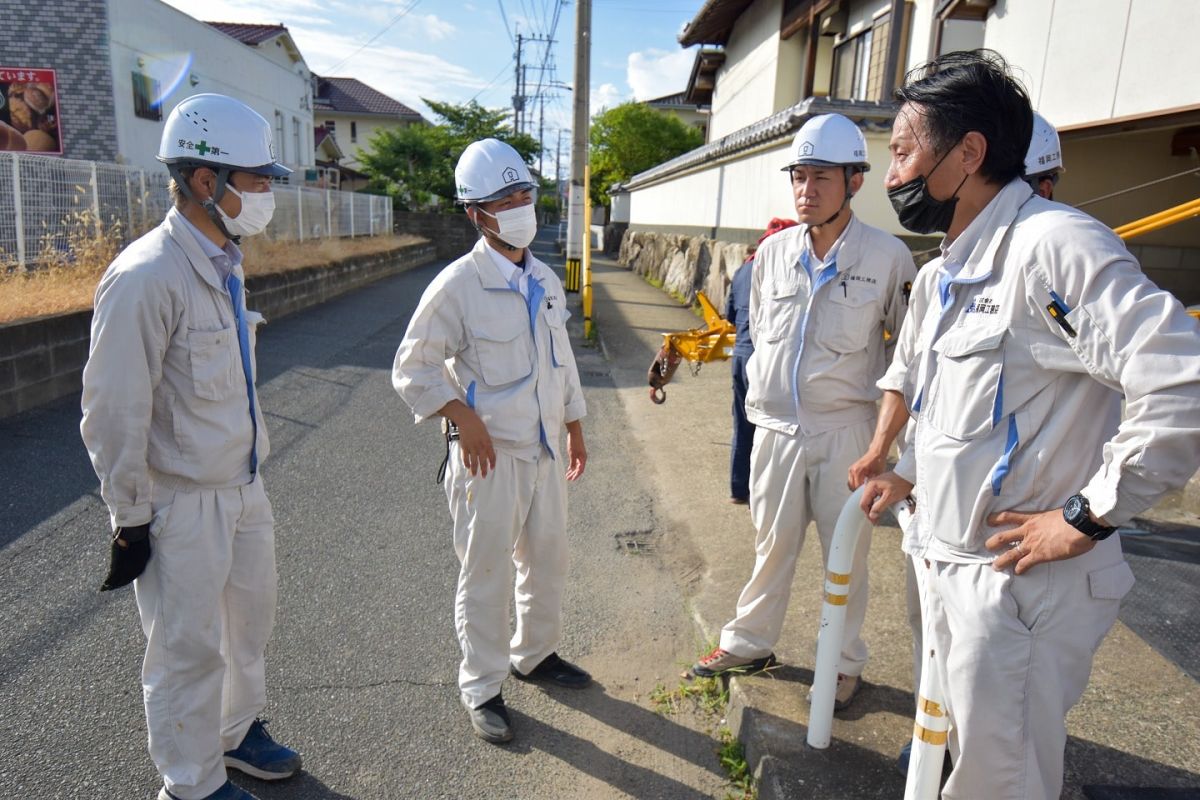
[564,0,590,292]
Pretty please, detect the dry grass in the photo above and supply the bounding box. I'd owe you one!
[0,227,425,325]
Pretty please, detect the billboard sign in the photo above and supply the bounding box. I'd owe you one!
[0,67,63,155]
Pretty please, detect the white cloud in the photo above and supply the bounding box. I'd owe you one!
[626,47,695,101]
[590,82,624,116]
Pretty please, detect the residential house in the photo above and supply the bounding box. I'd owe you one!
[313,76,426,173]
[625,0,1200,301]
[3,0,314,171]
[645,91,710,141]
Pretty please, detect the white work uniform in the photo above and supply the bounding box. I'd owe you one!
[81,208,275,800]
[393,237,586,709]
[720,217,916,677]
[888,179,1200,800]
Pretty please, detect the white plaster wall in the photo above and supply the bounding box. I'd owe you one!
[320,113,420,170]
[108,0,313,170]
[846,0,893,38]
[628,131,905,237]
[905,0,937,71]
[985,0,1200,127]
[709,0,784,140]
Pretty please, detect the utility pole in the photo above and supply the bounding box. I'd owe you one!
[564,0,590,293]
[538,94,545,175]
[513,32,524,134]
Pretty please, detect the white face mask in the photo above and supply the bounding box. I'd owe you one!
[479,203,538,250]
[218,185,276,237]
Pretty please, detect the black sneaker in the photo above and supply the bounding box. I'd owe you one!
[466,693,514,743]
[511,652,592,688]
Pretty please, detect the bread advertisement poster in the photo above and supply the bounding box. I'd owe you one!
[0,68,63,155]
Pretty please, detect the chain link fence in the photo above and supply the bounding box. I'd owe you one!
[0,151,393,269]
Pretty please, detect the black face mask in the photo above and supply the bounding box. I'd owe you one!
[887,145,969,235]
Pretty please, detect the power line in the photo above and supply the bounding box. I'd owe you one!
[496,0,516,48]
[323,0,424,74]
[470,56,519,104]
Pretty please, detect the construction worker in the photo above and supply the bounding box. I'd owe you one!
[1025,111,1064,200]
[692,114,916,713]
[852,107,1071,774]
[392,138,590,745]
[81,94,301,800]
[725,217,797,505]
[862,50,1200,800]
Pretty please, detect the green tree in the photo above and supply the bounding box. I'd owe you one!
[360,99,542,210]
[589,102,704,207]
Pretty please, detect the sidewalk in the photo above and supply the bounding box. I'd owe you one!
[583,252,1200,800]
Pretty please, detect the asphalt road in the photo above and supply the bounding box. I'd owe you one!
[0,229,727,800]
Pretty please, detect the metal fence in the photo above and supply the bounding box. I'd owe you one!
[0,151,393,268]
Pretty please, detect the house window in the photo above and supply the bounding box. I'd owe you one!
[324,119,336,133]
[350,121,357,143]
[132,72,162,121]
[274,111,285,162]
[292,116,301,164]
[830,5,907,104]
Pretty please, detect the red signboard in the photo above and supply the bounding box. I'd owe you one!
[0,67,63,155]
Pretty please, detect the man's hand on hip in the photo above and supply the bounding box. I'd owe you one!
[986,510,1096,574]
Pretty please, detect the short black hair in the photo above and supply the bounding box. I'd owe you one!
[895,49,1033,185]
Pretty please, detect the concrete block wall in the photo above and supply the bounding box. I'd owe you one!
[394,211,476,259]
[0,241,436,420]
[4,0,118,162]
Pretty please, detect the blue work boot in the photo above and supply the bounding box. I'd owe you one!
[158,780,260,800]
[223,719,302,781]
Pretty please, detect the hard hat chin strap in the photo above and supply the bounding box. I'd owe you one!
[168,163,241,245]
[812,167,857,230]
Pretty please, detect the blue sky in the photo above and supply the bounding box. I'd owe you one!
[160,0,705,156]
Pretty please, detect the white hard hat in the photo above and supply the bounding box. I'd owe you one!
[1024,112,1064,178]
[782,113,870,172]
[455,138,536,203]
[157,93,291,177]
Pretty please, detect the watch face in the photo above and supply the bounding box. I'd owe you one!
[1064,495,1084,522]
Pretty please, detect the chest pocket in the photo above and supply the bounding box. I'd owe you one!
[821,284,877,353]
[470,315,533,387]
[926,326,1006,440]
[187,326,237,401]
[545,306,571,368]
[762,282,802,344]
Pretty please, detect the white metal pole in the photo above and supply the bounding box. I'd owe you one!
[369,196,375,236]
[350,195,356,238]
[12,154,25,268]
[326,188,332,237]
[139,170,147,230]
[297,183,304,242]
[90,161,102,237]
[125,170,135,242]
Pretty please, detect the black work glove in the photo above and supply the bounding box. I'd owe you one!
[100,523,152,592]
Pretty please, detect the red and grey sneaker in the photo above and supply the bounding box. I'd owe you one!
[691,647,776,678]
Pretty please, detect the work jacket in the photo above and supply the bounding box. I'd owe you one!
[393,238,586,460]
[81,208,268,530]
[891,179,1200,562]
[744,216,916,436]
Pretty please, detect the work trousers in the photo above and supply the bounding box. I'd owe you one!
[720,421,874,676]
[134,476,277,800]
[729,353,755,500]
[444,445,568,708]
[923,540,1134,800]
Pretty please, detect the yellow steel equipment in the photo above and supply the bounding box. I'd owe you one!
[1114,196,1200,241]
[647,291,736,404]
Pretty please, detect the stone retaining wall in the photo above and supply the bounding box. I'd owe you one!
[618,229,752,311]
[0,241,436,419]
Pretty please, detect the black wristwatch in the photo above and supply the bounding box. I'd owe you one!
[1063,494,1116,541]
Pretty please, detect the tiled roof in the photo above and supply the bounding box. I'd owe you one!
[314,76,424,120]
[205,22,289,46]
[622,98,898,191]
[679,0,756,46]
